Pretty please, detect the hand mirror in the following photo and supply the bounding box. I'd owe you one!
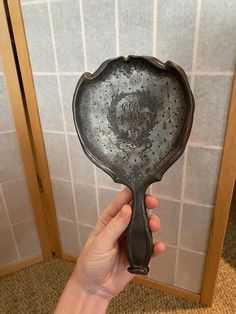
[73,56,194,275]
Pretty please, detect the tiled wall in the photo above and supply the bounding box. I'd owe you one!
[0,67,40,267]
[20,0,235,293]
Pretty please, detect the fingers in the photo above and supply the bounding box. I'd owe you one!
[92,188,158,238]
[152,242,165,257]
[149,214,160,232]
[100,188,132,225]
[98,204,132,249]
[145,195,158,209]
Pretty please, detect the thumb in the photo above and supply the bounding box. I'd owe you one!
[99,204,132,249]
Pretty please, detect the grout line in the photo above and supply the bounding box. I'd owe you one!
[43,130,77,136]
[179,247,206,256]
[51,176,214,209]
[156,195,181,203]
[58,219,95,229]
[51,176,71,183]
[79,222,95,228]
[32,70,234,77]
[57,217,76,224]
[0,129,15,135]
[0,184,21,259]
[42,129,223,150]
[174,146,188,285]
[194,71,234,76]
[174,0,202,285]
[33,72,83,76]
[182,201,213,209]
[190,0,202,90]
[1,178,27,185]
[152,0,158,56]
[66,131,77,136]
[159,243,205,255]
[11,218,33,227]
[78,0,100,222]
[114,0,120,56]
[43,129,65,135]
[58,72,82,76]
[47,0,82,250]
[21,0,62,5]
[97,184,121,192]
[188,142,223,150]
[33,72,57,76]
[21,0,47,6]
[33,71,82,76]
[79,0,88,71]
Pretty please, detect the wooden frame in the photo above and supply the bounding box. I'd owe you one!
[0,255,43,277]
[6,0,62,258]
[1,0,235,307]
[0,0,61,259]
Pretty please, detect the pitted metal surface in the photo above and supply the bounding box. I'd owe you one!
[75,57,190,187]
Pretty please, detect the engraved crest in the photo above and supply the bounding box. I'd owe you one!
[107,90,158,152]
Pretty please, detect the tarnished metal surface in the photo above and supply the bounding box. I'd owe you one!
[73,56,194,275]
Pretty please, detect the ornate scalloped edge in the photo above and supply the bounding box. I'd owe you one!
[72,55,194,191]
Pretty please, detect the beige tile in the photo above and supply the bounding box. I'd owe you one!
[175,249,205,293]
[149,245,177,285]
[34,75,64,131]
[153,199,180,246]
[191,76,233,147]
[0,133,24,183]
[68,135,95,185]
[44,132,70,180]
[119,0,153,56]
[196,0,236,71]
[52,179,75,221]
[184,147,222,205]
[96,166,121,190]
[2,180,33,224]
[156,0,197,71]
[180,204,212,253]
[83,0,116,72]
[0,192,9,229]
[21,3,55,72]
[0,227,18,267]
[79,224,94,248]
[13,220,40,259]
[98,188,118,215]
[152,155,184,201]
[75,183,98,226]
[60,75,79,132]
[58,219,80,255]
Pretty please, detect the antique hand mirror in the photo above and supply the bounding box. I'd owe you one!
[73,56,194,275]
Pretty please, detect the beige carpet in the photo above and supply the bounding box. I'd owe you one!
[0,209,235,313]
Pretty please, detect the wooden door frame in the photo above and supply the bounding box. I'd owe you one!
[0,0,61,261]
[2,0,236,306]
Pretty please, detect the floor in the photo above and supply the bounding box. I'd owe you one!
[0,208,235,313]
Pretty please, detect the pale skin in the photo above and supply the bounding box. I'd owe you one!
[55,188,165,314]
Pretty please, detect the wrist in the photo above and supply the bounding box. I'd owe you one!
[55,273,111,314]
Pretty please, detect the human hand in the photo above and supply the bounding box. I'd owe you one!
[56,188,165,313]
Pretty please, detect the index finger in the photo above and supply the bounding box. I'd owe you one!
[91,188,158,239]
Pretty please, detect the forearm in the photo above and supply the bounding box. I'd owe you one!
[55,275,110,314]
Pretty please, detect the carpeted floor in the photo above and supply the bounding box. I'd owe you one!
[0,208,235,313]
